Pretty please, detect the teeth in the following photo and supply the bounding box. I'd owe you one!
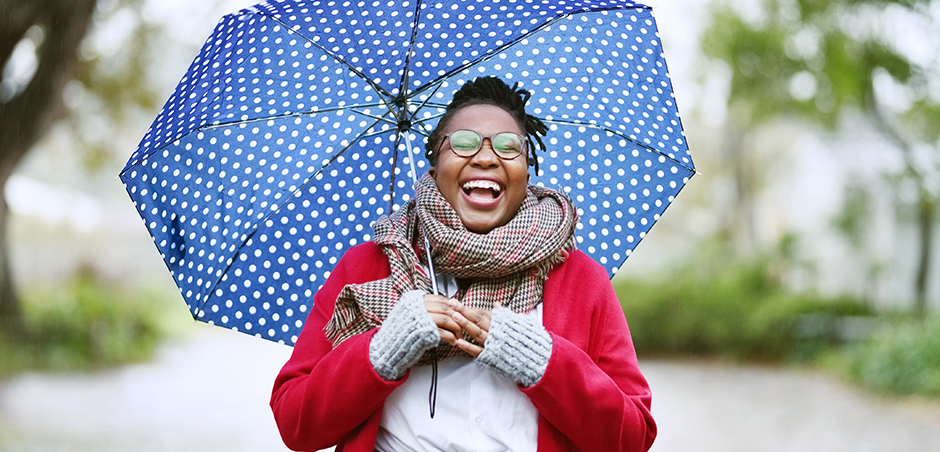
[462,180,501,192]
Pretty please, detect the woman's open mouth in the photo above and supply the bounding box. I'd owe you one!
[462,180,503,202]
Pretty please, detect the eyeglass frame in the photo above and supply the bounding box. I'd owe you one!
[437,129,529,161]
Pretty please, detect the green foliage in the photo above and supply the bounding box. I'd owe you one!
[66,0,168,172]
[615,256,872,361]
[0,269,179,377]
[702,0,926,129]
[839,317,940,396]
[702,8,799,125]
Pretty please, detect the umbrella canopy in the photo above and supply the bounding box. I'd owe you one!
[120,0,694,345]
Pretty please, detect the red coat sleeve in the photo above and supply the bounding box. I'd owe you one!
[270,243,402,451]
[522,250,657,452]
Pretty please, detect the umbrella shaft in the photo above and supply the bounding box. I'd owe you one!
[403,132,439,296]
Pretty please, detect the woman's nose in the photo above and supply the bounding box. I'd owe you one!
[470,138,500,167]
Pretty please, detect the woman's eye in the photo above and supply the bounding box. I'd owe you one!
[493,136,522,152]
[453,142,479,151]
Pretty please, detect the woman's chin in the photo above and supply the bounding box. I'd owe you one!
[454,191,506,233]
[457,210,508,234]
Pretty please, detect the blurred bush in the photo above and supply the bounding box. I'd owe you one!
[0,267,181,376]
[838,317,940,397]
[615,256,872,361]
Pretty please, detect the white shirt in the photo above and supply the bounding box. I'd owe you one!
[374,271,540,452]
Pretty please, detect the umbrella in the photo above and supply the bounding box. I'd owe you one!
[120,0,695,345]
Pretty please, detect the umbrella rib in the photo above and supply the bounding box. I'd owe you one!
[404,84,448,135]
[542,118,696,173]
[407,5,649,101]
[196,102,397,131]
[411,112,442,140]
[263,13,401,113]
[405,14,571,100]
[396,0,424,102]
[121,103,400,177]
[318,115,393,170]
[195,114,390,309]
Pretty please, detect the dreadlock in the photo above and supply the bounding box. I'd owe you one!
[425,77,548,174]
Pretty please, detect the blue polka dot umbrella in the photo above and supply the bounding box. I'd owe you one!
[120,0,695,345]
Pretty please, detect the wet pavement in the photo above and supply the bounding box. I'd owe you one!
[1,329,939,452]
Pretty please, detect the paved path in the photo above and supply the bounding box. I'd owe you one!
[2,329,939,452]
[646,360,940,452]
[0,330,293,452]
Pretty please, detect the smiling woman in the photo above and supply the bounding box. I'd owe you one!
[429,104,531,233]
[270,77,657,452]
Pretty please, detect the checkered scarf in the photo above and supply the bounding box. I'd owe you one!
[324,172,578,363]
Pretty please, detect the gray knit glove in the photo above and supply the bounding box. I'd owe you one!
[369,290,439,381]
[477,307,553,388]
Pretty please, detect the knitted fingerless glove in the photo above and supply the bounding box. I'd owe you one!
[369,290,440,381]
[476,307,553,388]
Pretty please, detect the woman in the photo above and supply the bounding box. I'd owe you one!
[271,77,656,452]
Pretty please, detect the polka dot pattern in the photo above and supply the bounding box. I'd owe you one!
[120,0,694,345]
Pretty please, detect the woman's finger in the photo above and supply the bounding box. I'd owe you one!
[451,311,488,345]
[454,338,484,358]
[437,327,458,346]
[424,295,462,338]
[447,299,492,333]
[429,310,462,337]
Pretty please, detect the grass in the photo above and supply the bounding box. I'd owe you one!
[614,258,872,362]
[0,268,183,377]
[614,252,940,398]
[834,316,940,397]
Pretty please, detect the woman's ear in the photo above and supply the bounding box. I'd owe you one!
[429,167,438,180]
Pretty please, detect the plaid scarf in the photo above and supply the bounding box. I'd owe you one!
[324,172,578,363]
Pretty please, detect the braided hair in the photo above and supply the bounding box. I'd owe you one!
[425,77,548,174]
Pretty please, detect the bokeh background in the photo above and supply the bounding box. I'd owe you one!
[1,0,938,451]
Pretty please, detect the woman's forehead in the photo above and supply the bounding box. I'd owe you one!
[446,104,523,133]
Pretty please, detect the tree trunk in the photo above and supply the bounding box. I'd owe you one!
[914,193,935,318]
[866,94,936,319]
[721,121,756,256]
[0,0,99,337]
[0,191,22,338]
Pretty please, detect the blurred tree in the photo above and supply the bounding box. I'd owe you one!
[0,0,163,337]
[0,0,99,337]
[702,0,940,316]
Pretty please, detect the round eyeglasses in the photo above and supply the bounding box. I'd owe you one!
[441,129,528,160]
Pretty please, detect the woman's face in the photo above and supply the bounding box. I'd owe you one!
[430,104,530,233]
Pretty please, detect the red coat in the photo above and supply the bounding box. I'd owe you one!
[271,242,656,451]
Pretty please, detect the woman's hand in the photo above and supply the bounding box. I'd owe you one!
[423,294,463,346]
[446,299,494,357]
